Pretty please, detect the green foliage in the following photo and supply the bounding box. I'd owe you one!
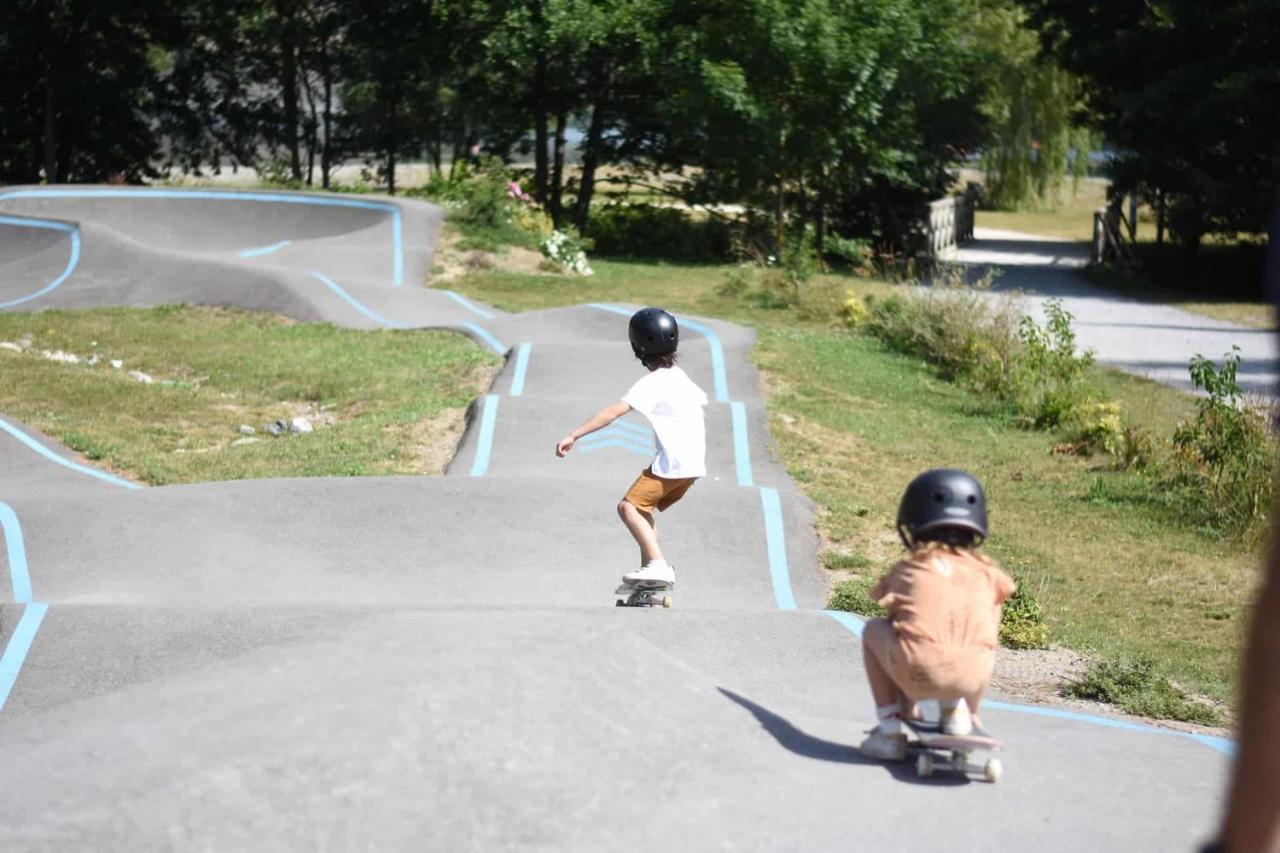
[1012,299,1095,429]
[828,577,884,617]
[972,1,1097,209]
[410,159,548,252]
[1062,657,1221,726]
[584,205,734,262]
[1028,0,1280,248]
[1000,571,1050,650]
[1168,349,1275,538]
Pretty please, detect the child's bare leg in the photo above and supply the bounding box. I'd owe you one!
[617,500,663,565]
[964,688,987,727]
[861,619,901,707]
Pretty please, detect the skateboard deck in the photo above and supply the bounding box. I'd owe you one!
[905,720,1004,782]
[614,580,673,608]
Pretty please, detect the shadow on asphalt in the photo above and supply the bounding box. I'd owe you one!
[717,688,969,787]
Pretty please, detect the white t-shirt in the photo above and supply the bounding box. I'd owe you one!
[622,366,708,479]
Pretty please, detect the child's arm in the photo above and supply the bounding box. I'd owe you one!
[556,401,632,457]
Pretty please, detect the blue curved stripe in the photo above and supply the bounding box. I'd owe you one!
[239,240,291,258]
[309,272,406,329]
[731,401,754,487]
[760,487,795,610]
[469,395,500,477]
[0,502,32,603]
[0,603,47,711]
[444,290,496,320]
[463,323,507,355]
[0,215,81,310]
[610,420,652,438]
[0,187,404,286]
[510,343,532,396]
[578,438,653,456]
[0,417,140,490]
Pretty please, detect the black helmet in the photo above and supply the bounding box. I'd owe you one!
[896,468,988,548]
[628,307,679,358]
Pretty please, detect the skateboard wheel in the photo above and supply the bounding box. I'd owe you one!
[662,596,672,608]
[916,753,934,778]
[615,599,624,608]
[983,758,1002,783]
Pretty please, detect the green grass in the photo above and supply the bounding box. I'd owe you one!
[0,306,499,485]
[444,257,1254,706]
[1063,657,1222,726]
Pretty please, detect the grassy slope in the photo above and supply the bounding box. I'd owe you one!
[0,306,499,484]
[443,259,1253,703]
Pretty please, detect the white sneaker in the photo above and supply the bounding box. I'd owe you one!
[941,700,973,736]
[622,561,675,587]
[859,729,907,761]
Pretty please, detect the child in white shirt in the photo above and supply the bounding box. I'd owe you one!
[555,307,708,586]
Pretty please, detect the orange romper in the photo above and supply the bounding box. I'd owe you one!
[866,546,1016,701]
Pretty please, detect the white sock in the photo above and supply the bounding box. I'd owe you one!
[876,703,902,734]
[644,559,669,569]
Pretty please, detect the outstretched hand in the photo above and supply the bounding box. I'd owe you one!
[555,435,575,457]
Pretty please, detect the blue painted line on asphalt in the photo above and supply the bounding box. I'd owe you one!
[443,290,496,320]
[309,272,406,329]
[0,187,405,286]
[678,317,729,403]
[0,215,81,310]
[579,437,653,456]
[760,487,796,610]
[510,343,532,396]
[819,608,1235,757]
[0,417,140,490]
[463,323,507,355]
[0,503,32,603]
[0,603,48,712]
[469,395,500,477]
[238,239,291,258]
[731,401,754,487]
[610,420,651,438]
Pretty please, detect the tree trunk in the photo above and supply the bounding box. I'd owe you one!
[303,70,318,186]
[41,29,57,183]
[321,56,333,189]
[550,111,568,227]
[1156,189,1166,246]
[534,55,549,203]
[277,0,302,181]
[775,127,786,250]
[815,172,827,268]
[574,98,608,232]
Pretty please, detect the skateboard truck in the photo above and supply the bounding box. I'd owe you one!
[614,582,673,608]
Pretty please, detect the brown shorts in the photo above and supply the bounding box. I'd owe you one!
[623,468,697,513]
[862,618,994,702]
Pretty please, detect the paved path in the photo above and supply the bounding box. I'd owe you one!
[951,228,1278,396]
[0,189,1230,850]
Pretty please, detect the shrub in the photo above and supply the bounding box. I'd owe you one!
[824,233,875,272]
[1011,299,1096,428]
[840,292,871,328]
[1169,348,1275,538]
[999,571,1050,650]
[1062,657,1221,725]
[828,577,885,617]
[407,158,547,251]
[863,266,1021,386]
[585,204,734,261]
[541,230,594,276]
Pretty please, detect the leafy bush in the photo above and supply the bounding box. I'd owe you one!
[840,292,871,328]
[541,230,594,276]
[999,571,1050,650]
[824,233,874,272]
[1011,299,1095,428]
[828,576,885,617]
[1169,348,1275,538]
[407,158,547,251]
[863,266,1021,386]
[585,204,735,261]
[1062,657,1221,725]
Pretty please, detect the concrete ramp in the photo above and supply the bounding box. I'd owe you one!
[0,187,1230,850]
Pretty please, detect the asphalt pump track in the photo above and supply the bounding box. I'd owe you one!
[0,187,1230,850]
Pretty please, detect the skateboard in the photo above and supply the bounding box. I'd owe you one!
[614,581,673,608]
[905,719,1004,782]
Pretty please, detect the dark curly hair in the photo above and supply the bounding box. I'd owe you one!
[640,352,678,370]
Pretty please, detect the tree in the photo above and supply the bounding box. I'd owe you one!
[1024,0,1280,251]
